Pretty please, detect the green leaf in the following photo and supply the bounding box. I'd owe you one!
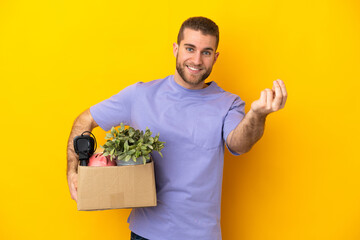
[158,152,163,158]
[125,155,131,162]
[127,149,136,155]
[103,152,109,156]
[132,155,137,162]
[105,133,113,139]
[124,140,129,152]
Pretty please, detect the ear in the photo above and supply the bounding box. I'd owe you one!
[173,43,178,57]
[214,52,220,64]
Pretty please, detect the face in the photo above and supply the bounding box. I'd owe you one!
[173,28,219,89]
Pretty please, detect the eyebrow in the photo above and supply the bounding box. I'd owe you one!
[184,43,214,52]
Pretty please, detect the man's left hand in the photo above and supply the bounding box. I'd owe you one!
[250,79,287,118]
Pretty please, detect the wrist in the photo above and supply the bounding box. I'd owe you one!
[249,108,267,121]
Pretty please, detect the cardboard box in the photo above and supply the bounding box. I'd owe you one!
[77,161,157,211]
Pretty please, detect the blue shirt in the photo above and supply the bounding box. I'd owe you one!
[90,75,245,240]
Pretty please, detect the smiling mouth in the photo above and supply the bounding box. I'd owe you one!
[186,65,203,73]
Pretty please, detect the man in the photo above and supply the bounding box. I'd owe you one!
[67,17,287,240]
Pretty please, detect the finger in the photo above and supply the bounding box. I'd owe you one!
[71,184,78,202]
[265,88,273,110]
[252,90,267,113]
[260,90,267,105]
[72,193,77,202]
[277,80,287,108]
[71,174,78,201]
[272,80,283,110]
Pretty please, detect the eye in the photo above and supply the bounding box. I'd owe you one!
[202,51,211,56]
[186,47,194,52]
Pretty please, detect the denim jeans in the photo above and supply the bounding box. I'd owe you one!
[131,232,149,240]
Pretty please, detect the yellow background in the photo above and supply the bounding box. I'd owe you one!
[1,0,359,239]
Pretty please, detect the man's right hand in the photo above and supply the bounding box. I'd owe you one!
[68,172,78,202]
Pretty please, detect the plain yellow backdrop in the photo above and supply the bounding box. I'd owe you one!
[1,0,359,239]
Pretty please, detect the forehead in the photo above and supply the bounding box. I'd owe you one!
[181,28,217,50]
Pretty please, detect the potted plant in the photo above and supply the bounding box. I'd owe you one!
[101,123,165,165]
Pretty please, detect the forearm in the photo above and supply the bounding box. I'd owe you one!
[67,109,98,176]
[227,109,267,154]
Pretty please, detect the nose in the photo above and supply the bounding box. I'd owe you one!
[191,51,203,66]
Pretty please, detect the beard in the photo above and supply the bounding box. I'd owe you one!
[176,56,213,87]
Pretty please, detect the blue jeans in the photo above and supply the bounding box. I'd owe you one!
[131,232,148,240]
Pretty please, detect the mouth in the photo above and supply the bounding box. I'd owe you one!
[186,65,203,74]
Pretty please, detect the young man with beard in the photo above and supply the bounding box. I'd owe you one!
[67,17,287,240]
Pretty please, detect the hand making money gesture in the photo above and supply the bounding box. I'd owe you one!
[251,79,287,117]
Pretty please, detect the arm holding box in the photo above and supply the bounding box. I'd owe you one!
[67,109,98,202]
